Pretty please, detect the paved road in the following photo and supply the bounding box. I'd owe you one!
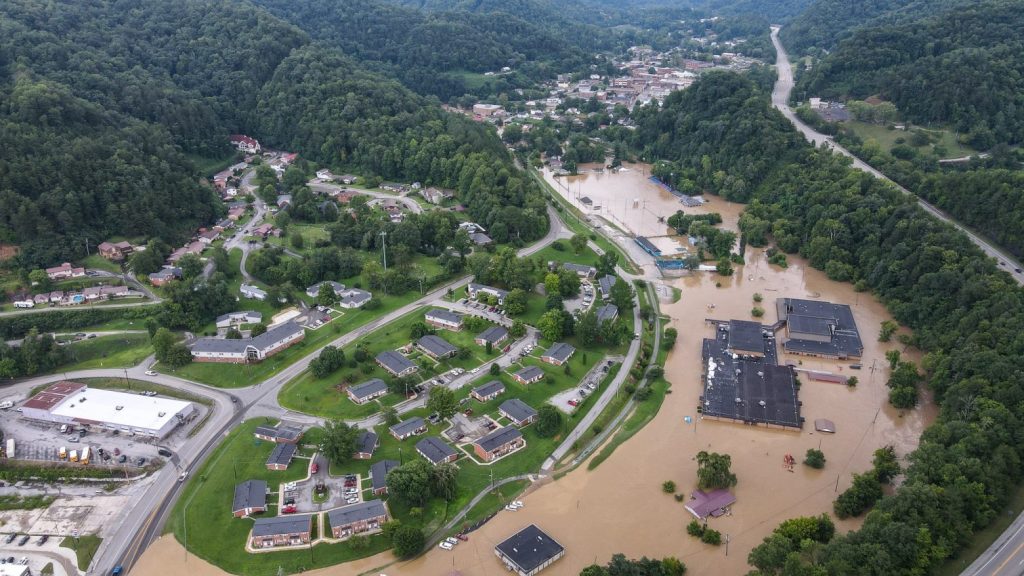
[203,169,267,281]
[962,510,1024,576]
[770,27,1024,285]
[308,181,425,214]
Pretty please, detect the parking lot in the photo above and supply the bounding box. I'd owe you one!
[1,399,206,471]
[282,454,363,514]
[564,281,596,315]
[549,357,618,413]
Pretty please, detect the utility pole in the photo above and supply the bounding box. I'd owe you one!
[124,368,130,390]
[379,231,388,271]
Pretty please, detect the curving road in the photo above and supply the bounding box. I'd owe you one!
[308,181,425,214]
[770,27,1024,285]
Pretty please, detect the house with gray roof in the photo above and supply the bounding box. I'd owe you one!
[347,378,388,404]
[596,304,619,324]
[425,308,464,331]
[250,515,312,548]
[265,442,297,470]
[370,460,400,495]
[148,266,182,286]
[470,232,493,246]
[376,350,418,377]
[473,426,524,462]
[232,479,267,517]
[327,500,390,539]
[495,524,565,576]
[471,380,506,402]
[354,430,379,459]
[562,262,597,278]
[513,365,545,385]
[306,281,346,299]
[191,322,305,364]
[389,417,426,440]
[240,283,267,300]
[338,288,372,309]
[254,422,304,444]
[216,311,262,329]
[416,436,458,465]
[468,283,509,304]
[500,398,538,427]
[475,326,509,347]
[598,275,616,300]
[541,342,575,366]
[417,335,458,360]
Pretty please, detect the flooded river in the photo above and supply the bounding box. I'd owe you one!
[137,164,934,576]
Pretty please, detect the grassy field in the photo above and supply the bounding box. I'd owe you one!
[61,534,102,571]
[58,333,152,371]
[450,479,529,535]
[81,254,123,274]
[441,70,494,90]
[163,289,423,388]
[843,121,975,160]
[187,151,243,177]
[278,306,502,419]
[0,494,56,510]
[266,223,331,255]
[166,420,394,575]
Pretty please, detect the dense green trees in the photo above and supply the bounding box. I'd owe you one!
[321,420,359,467]
[696,451,737,490]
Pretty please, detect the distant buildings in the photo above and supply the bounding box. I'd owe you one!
[471,380,506,402]
[370,459,399,496]
[253,422,304,444]
[232,480,268,517]
[390,417,427,440]
[216,311,262,329]
[416,335,458,360]
[230,134,261,154]
[421,187,454,205]
[327,500,389,540]
[148,266,182,286]
[468,283,509,305]
[265,442,297,471]
[250,515,311,549]
[476,326,509,347]
[240,284,267,301]
[354,430,379,459]
[776,298,863,359]
[98,241,133,261]
[596,304,618,324]
[190,322,305,364]
[45,262,85,281]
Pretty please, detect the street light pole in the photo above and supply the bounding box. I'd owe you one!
[379,231,388,271]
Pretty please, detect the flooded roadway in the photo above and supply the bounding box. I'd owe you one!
[135,164,934,576]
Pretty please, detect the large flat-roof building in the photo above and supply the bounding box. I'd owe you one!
[701,333,801,429]
[726,320,769,357]
[495,525,565,576]
[21,382,195,438]
[776,298,863,359]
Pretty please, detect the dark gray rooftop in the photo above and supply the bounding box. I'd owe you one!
[596,304,618,324]
[370,460,400,492]
[390,417,426,437]
[191,322,304,354]
[562,262,596,276]
[598,274,616,296]
[417,334,458,357]
[500,398,538,423]
[349,378,388,401]
[425,308,464,325]
[355,430,378,455]
[476,426,523,452]
[472,380,506,398]
[542,342,575,363]
[376,350,417,374]
[326,500,388,527]
[727,320,767,354]
[777,298,863,358]
[495,524,565,574]
[477,325,509,344]
[416,436,457,464]
[232,479,267,513]
[266,442,297,467]
[787,314,835,337]
[252,514,312,537]
[469,283,509,298]
[514,366,544,382]
[701,336,801,428]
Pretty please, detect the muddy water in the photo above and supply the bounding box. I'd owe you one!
[137,164,935,576]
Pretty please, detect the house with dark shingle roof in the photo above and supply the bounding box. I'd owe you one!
[598,275,616,300]
[471,380,506,402]
[495,524,565,576]
[347,379,388,404]
[475,326,509,347]
[253,422,304,444]
[354,430,379,459]
[561,262,597,279]
[468,283,509,304]
[474,426,525,462]
[376,350,418,377]
[327,500,390,539]
[250,515,312,549]
[500,398,538,427]
[370,459,400,496]
[232,479,267,517]
[416,436,458,465]
[425,308,464,331]
[417,335,458,360]
[190,322,305,364]
[389,417,427,440]
[541,342,575,366]
[265,443,297,471]
[596,304,618,324]
[513,366,544,385]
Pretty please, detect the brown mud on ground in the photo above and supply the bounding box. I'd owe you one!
[136,168,935,576]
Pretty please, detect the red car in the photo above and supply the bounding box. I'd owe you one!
[282,505,297,514]
[310,463,319,474]
[568,399,579,407]
[456,533,469,541]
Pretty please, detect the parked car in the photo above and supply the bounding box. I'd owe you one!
[144,370,157,376]
[113,448,120,456]
[135,457,146,466]
[310,463,319,474]
[456,533,468,541]
[68,436,79,443]
[158,448,173,458]
[445,537,458,546]
[568,399,579,407]
[4,534,16,544]
[470,367,480,374]
[345,497,359,504]
[118,455,127,464]
[284,497,295,505]
[282,505,297,514]
[36,535,48,546]
[439,541,453,551]
[17,535,29,546]
[178,471,189,482]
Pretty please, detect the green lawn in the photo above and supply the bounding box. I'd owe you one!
[81,254,123,274]
[844,121,975,160]
[441,70,494,90]
[266,223,331,255]
[61,534,102,571]
[450,479,529,535]
[279,306,502,419]
[187,151,243,178]
[167,420,393,576]
[57,333,152,371]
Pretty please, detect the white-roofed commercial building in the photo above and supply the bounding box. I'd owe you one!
[20,382,195,438]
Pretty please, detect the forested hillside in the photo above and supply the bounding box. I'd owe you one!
[780,0,971,54]
[622,71,1024,575]
[623,72,803,202]
[0,0,547,267]
[794,0,1024,146]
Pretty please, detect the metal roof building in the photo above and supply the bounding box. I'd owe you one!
[494,525,565,576]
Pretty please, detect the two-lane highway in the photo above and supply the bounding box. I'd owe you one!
[770,26,1024,286]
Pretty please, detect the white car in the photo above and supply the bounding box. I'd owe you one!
[346,497,359,504]
[439,541,454,550]
[445,537,459,546]
[470,367,480,374]
[512,500,523,507]
[145,370,157,376]
[285,482,297,491]
[178,471,189,482]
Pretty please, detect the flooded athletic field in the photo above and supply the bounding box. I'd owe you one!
[136,164,934,576]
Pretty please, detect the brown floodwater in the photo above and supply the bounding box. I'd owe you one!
[136,164,935,576]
